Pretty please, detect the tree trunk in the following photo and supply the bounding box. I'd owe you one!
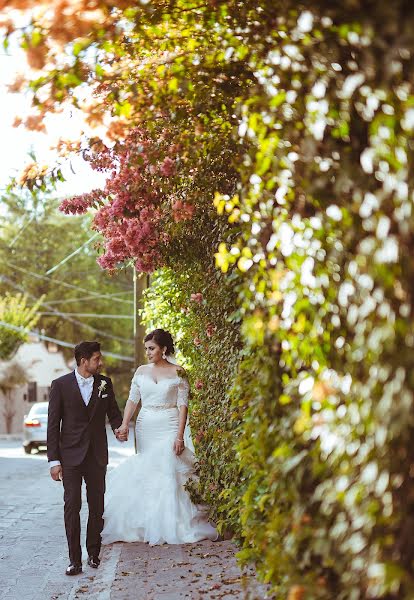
[3,391,16,434]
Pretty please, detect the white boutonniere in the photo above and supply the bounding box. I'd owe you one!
[98,380,107,397]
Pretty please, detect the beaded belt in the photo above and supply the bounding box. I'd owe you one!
[142,402,177,411]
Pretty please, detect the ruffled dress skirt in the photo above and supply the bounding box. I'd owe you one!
[101,406,217,546]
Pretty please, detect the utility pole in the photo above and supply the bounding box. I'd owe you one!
[133,269,148,368]
[132,269,148,453]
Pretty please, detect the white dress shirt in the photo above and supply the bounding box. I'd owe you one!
[49,369,94,469]
[74,369,94,406]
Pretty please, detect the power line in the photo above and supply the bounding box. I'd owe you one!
[9,215,35,248]
[40,312,133,319]
[0,274,134,344]
[46,232,99,275]
[41,295,132,306]
[0,320,134,363]
[5,261,134,305]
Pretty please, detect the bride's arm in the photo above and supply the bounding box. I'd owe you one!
[174,374,190,455]
[174,406,188,456]
[118,370,141,435]
[177,405,188,441]
[121,400,138,429]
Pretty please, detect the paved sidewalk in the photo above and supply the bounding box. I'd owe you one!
[61,539,270,600]
[83,539,268,599]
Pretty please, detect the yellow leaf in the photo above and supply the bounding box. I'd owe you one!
[168,77,178,92]
[279,394,291,405]
[293,415,310,435]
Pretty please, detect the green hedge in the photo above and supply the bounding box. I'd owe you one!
[141,2,414,599]
[12,0,414,597]
[142,248,243,532]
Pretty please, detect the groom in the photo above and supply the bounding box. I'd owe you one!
[47,341,127,576]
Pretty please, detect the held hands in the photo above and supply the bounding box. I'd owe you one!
[115,424,129,442]
[50,465,63,482]
[173,437,185,456]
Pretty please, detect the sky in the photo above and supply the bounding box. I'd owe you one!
[0,44,106,199]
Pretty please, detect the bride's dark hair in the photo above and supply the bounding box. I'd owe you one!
[144,329,175,355]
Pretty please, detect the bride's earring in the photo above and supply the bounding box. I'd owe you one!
[162,351,167,359]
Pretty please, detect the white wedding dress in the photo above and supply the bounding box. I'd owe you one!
[101,365,217,546]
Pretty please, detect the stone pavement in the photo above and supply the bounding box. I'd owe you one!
[62,539,269,600]
[0,430,270,600]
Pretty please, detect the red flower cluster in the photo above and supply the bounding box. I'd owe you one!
[205,324,216,338]
[59,196,91,214]
[195,429,205,443]
[60,189,104,215]
[58,128,190,272]
[172,200,195,222]
[190,292,203,303]
[160,157,176,177]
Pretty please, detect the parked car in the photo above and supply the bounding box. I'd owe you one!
[23,402,48,454]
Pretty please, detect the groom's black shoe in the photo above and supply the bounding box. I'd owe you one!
[65,563,82,576]
[87,556,100,569]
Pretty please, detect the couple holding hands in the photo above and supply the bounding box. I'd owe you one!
[47,330,217,576]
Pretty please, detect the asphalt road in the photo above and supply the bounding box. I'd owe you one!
[0,426,135,600]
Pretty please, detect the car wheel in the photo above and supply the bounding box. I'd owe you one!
[24,444,33,455]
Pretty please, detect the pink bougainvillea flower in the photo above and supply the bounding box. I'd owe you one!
[195,429,205,443]
[58,127,181,273]
[159,156,175,177]
[190,293,203,303]
[195,380,203,390]
[171,199,195,222]
[59,195,92,214]
[206,324,216,337]
[193,337,202,346]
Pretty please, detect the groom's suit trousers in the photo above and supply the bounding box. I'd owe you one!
[63,445,106,565]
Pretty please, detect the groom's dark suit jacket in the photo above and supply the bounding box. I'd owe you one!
[47,372,123,467]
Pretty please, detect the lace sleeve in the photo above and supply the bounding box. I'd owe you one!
[177,378,190,409]
[128,371,141,405]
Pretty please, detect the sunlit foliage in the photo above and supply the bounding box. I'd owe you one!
[4,1,414,598]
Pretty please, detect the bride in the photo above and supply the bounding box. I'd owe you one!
[101,328,217,546]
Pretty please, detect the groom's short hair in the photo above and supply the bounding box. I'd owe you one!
[74,341,101,365]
